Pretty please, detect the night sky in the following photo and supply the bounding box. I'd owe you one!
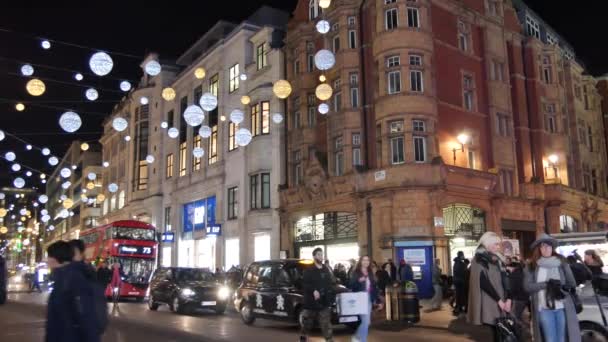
[0,1,605,190]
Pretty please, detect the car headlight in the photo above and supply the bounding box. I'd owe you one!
[181,288,195,297]
[218,286,230,300]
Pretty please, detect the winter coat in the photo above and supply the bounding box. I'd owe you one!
[467,249,506,326]
[453,258,467,285]
[46,262,100,342]
[432,264,442,285]
[399,263,413,282]
[507,264,528,302]
[524,260,581,342]
[376,269,391,294]
[302,264,336,310]
[349,269,381,304]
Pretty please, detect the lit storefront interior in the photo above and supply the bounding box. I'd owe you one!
[254,233,271,261]
[444,204,487,262]
[225,238,240,268]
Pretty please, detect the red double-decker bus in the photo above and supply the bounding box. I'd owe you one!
[80,220,157,300]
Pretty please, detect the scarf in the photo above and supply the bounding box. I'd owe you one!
[536,256,563,310]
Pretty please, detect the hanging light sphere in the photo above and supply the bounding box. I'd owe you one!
[220,115,226,122]
[319,75,327,82]
[21,64,34,76]
[11,164,21,172]
[319,0,331,8]
[235,128,253,147]
[240,74,248,81]
[72,164,78,170]
[120,81,132,92]
[26,79,46,96]
[241,96,251,105]
[26,144,32,150]
[316,84,333,101]
[192,147,205,158]
[86,181,95,190]
[60,195,67,201]
[96,194,105,202]
[140,97,149,105]
[89,52,113,76]
[41,209,48,216]
[199,126,212,138]
[87,172,97,181]
[62,181,71,189]
[272,113,284,124]
[316,20,330,34]
[162,87,176,101]
[60,168,71,178]
[59,111,82,133]
[273,80,292,99]
[230,109,245,124]
[75,73,84,81]
[314,49,336,71]
[112,117,128,132]
[42,148,50,156]
[48,156,59,166]
[81,194,88,201]
[62,198,74,209]
[26,171,32,177]
[41,215,50,223]
[33,202,38,207]
[48,225,55,231]
[85,88,99,101]
[124,135,131,142]
[318,103,330,114]
[41,179,46,184]
[5,152,16,161]
[41,40,51,49]
[80,142,89,151]
[39,194,48,204]
[0,209,5,218]
[194,67,206,79]
[60,209,69,218]
[13,177,25,188]
[168,128,179,139]
[183,105,205,126]
[15,103,25,111]
[144,60,162,76]
[199,93,218,111]
[19,209,27,216]
[108,183,118,193]
[146,155,155,164]
[0,193,4,200]
[20,216,26,222]
[103,161,109,167]
[0,227,7,234]
[0,130,4,141]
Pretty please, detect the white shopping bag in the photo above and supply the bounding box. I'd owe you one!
[337,292,369,316]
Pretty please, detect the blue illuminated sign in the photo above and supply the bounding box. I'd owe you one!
[205,224,221,236]
[161,232,175,242]
[183,196,217,234]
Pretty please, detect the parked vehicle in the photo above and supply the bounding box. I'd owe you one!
[148,267,230,315]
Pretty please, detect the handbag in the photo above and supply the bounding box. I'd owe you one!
[495,315,519,342]
[569,288,583,314]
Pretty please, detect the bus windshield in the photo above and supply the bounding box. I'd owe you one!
[110,227,155,241]
[115,257,155,284]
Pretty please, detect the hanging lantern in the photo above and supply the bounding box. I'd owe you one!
[42,148,50,156]
[81,142,90,151]
[162,87,176,101]
[85,88,99,101]
[273,80,292,99]
[199,93,218,111]
[86,181,95,190]
[15,103,25,111]
[108,183,118,193]
[87,173,97,181]
[120,81,132,92]
[75,73,84,81]
[314,49,336,71]
[21,64,34,76]
[318,103,330,114]
[62,198,74,209]
[235,128,253,147]
[272,113,284,124]
[13,177,25,188]
[194,67,206,79]
[144,60,162,76]
[192,147,205,158]
[230,109,245,124]
[199,126,212,138]
[5,152,16,161]
[241,96,251,105]
[59,111,82,133]
[112,117,128,132]
[316,20,330,34]
[319,0,331,8]
[183,105,205,126]
[60,168,71,178]
[26,79,46,96]
[38,194,48,204]
[315,84,333,101]
[146,155,155,164]
[96,194,106,202]
[89,52,114,76]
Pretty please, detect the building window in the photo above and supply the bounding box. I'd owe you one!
[261,101,269,134]
[261,173,270,208]
[309,0,321,20]
[251,103,260,136]
[334,137,344,176]
[410,70,423,92]
[229,122,238,151]
[542,65,552,84]
[210,73,219,97]
[579,121,587,147]
[407,7,419,28]
[458,21,469,52]
[193,135,202,171]
[387,55,400,68]
[546,114,557,133]
[487,0,500,16]
[591,170,598,195]
[468,150,476,169]
[308,106,316,127]
[413,136,426,162]
[348,30,357,49]
[294,150,303,185]
[388,71,401,94]
[385,8,398,30]
[588,126,593,151]
[583,86,590,110]
[390,137,405,164]
[499,170,514,196]
[526,15,540,39]
[384,0,396,3]
[409,54,422,66]
[164,207,172,232]
[179,142,187,176]
[413,120,425,132]
[560,215,578,233]
[333,35,340,53]
[229,64,239,93]
[228,187,238,219]
[256,43,268,70]
[294,111,301,129]
[376,124,383,167]
[546,32,558,45]
[497,113,511,136]
[167,110,175,128]
[307,54,314,72]
[250,174,258,209]
[352,133,362,166]
[490,60,504,81]
[348,16,356,26]
[350,87,359,108]
[463,75,475,111]
[390,120,404,133]
[166,154,174,178]
[333,79,342,112]
[208,125,218,164]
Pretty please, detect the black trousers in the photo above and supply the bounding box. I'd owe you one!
[454,283,466,312]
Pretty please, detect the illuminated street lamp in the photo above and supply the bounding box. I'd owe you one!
[546,154,559,179]
[452,133,470,165]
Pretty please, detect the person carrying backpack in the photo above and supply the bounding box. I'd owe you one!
[46,241,101,342]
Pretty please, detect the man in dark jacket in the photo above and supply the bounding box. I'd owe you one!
[399,259,414,283]
[46,241,100,342]
[300,247,335,342]
[452,251,467,315]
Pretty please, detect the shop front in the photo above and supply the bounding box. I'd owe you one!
[293,212,359,268]
[443,204,487,265]
[178,196,218,270]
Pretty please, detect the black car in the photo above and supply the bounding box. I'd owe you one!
[148,267,230,314]
[234,259,360,329]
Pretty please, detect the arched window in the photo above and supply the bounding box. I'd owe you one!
[118,191,125,209]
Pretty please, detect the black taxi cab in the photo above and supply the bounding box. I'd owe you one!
[234,259,360,329]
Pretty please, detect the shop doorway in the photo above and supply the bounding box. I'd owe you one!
[502,219,537,259]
